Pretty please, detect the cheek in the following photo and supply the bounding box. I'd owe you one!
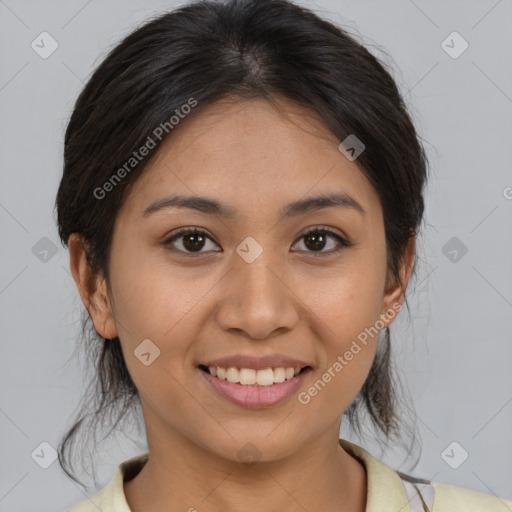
[297,250,386,401]
[107,246,229,392]
[298,279,382,421]
[109,246,214,341]
[108,261,205,409]
[306,252,387,344]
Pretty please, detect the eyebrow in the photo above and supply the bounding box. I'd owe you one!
[141,192,366,220]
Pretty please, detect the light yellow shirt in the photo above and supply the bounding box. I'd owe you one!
[67,438,512,511]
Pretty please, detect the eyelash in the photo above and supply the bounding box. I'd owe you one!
[162,225,352,257]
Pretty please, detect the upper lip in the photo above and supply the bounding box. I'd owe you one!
[199,354,313,370]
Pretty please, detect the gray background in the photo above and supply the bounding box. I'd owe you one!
[0,0,511,510]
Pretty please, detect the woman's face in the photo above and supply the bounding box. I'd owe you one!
[80,96,412,462]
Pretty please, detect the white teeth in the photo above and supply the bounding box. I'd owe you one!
[273,367,285,383]
[205,365,306,385]
[239,368,256,385]
[256,368,274,386]
[226,367,239,383]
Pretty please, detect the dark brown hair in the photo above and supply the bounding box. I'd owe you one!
[55,0,429,487]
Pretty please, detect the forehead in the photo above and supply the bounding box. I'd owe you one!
[119,95,381,223]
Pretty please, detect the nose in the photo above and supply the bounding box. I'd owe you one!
[215,255,300,340]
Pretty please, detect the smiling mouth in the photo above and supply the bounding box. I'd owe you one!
[198,364,312,386]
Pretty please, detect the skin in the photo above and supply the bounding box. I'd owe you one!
[69,95,415,512]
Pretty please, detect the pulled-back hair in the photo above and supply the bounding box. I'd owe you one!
[55,0,429,487]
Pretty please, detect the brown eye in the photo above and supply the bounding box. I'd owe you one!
[292,227,351,255]
[182,232,206,251]
[163,228,220,254]
[162,226,351,257]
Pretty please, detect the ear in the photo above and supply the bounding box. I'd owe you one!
[379,232,416,328]
[68,233,118,340]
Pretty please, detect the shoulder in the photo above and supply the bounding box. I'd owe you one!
[431,480,512,511]
[339,438,511,512]
[65,452,149,512]
[66,485,111,512]
[65,476,127,512]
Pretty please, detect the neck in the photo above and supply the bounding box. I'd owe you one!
[124,424,367,512]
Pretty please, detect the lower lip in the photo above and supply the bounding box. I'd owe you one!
[198,367,312,408]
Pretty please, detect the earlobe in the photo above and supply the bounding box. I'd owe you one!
[68,233,118,340]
